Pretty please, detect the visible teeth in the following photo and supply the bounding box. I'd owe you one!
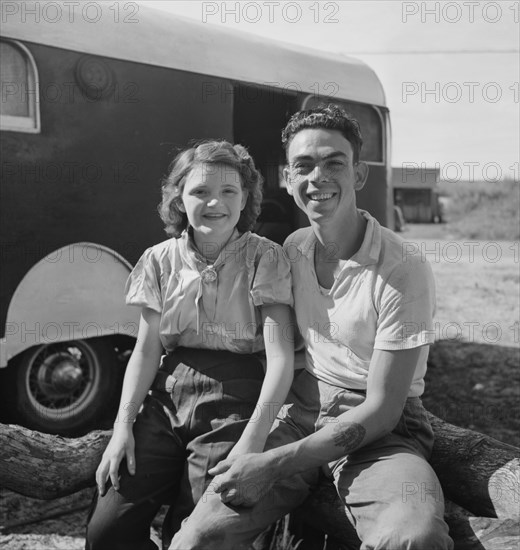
[308,193,333,201]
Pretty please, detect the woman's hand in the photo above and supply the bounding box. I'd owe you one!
[94,307,162,497]
[95,426,135,496]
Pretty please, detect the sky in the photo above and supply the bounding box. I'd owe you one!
[139,0,519,180]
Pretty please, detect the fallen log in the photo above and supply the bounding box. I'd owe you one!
[2,414,518,518]
[427,412,520,520]
[1,416,519,549]
[0,426,111,499]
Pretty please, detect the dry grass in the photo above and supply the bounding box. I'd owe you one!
[438,179,520,240]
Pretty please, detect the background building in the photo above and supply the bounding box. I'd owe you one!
[393,166,443,223]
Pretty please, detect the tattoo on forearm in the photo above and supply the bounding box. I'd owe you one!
[332,422,366,452]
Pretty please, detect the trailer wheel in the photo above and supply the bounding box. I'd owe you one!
[7,338,120,436]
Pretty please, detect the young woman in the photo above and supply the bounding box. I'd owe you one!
[86,141,295,550]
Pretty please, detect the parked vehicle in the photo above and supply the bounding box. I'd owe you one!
[1,2,391,434]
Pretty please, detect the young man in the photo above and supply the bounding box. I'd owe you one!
[169,105,453,550]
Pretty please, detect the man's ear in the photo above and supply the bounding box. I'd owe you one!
[354,161,369,191]
[283,166,294,196]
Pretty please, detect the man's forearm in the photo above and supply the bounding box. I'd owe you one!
[266,401,397,479]
[266,348,420,479]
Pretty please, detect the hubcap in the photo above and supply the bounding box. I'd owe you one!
[38,353,84,395]
[27,344,94,412]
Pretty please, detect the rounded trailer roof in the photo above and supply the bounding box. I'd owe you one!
[1,2,386,107]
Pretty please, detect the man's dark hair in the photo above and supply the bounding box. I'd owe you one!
[281,104,363,164]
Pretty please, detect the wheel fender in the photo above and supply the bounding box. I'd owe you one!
[2,243,140,365]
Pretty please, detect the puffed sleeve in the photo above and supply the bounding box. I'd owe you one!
[124,247,162,313]
[250,244,293,307]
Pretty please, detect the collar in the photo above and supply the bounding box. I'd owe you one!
[296,210,381,267]
[179,228,250,270]
[178,228,251,335]
[349,210,381,267]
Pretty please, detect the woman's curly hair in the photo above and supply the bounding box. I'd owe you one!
[158,141,264,237]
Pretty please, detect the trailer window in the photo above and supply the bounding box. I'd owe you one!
[0,40,40,133]
[302,96,383,163]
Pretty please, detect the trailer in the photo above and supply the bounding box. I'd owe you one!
[0,1,391,434]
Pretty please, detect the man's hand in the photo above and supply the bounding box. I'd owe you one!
[208,453,275,507]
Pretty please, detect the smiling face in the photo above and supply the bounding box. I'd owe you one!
[284,128,368,229]
[179,163,248,245]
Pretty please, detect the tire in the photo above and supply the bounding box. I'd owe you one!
[5,338,120,436]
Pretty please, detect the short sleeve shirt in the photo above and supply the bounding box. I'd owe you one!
[125,231,293,353]
[284,210,436,397]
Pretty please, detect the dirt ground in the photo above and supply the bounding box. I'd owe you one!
[1,223,519,549]
[399,224,520,446]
